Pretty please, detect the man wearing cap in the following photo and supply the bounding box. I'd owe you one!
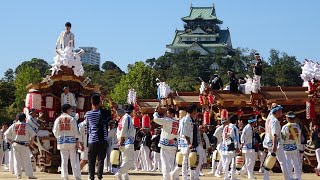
[221,115,240,180]
[240,118,258,179]
[4,113,37,179]
[208,119,228,177]
[253,53,262,90]
[61,86,77,107]
[263,105,290,180]
[281,111,302,180]
[114,104,136,180]
[53,104,83,180]
[153,107,179,180]
[227,70,238,93]
[26,109,39,133]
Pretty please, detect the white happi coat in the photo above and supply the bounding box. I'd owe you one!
[61,92,77,107]
[263,114,281,149]
[117,114,136,148]
[153,112,179,149]
[241,124,255,153]
[107,128,117,148]
[56,31,75,50]
[26,115,39,133]
[78,120,88,153]
[214,125,224,150]
[221,123,240,155]
[178,114,193,154]
[5,122,36,145]
[281,123,302,153]
[53,113,80,150]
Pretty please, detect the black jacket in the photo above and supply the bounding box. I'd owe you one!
[210,76,224,90]
[151,134,161,153]
[312,130,320,149]
[229,76,238,92]
[254,61,262,76]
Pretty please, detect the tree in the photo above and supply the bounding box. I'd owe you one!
[2,68,15,82]
[0,81,15,108]
[83,64,100,72]
[15,58,50,77]
[110,62,157,103]
[102,61,123,73]
[14,66,42,109]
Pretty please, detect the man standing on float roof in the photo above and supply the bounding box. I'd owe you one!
[281,111,302,180]
[153,106,179,180]
[263,105,290,180]
[56,22,74,50]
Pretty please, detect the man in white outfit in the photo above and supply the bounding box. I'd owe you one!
[172,104,202,180]
[4,113,37,179]
[241,118,258,179]
[139,129,152,171]
[53,104,83,180]
[0,122,9,171]
[78,119,88,171]
[56,22,75,50]
[26,109,39,133]
[153,107,179,180]
[221,115,240,180]
[281,111,302,180]
[263,105,290,180]
[114,105,136,180]
[61,86,77,108]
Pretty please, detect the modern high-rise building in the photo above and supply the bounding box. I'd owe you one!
[75,47,101,66]
[166,4,234,55]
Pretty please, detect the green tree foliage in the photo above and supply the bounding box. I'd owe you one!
[111,62,157,103]
[102,61,124,73]
[0,81,15,108]
[2,68,15,82]
[15,58,50,77]
[14,66,42,109]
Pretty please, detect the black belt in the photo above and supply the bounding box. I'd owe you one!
[14,141,29,146]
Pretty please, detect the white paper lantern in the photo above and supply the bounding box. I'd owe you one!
[25,92,42,111]
[77,97,85,110]
[45,96,54,109]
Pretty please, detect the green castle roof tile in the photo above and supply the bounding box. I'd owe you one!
[182,6,222,23]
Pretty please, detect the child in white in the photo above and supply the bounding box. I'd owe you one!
[115,105,136,180]
[263,105,290,180]
[4,113,37,179]
[105,121,117,173]
[53,104,83,180]
[221,115,240,180]
[78,119,88,171]
[153,108,179,180]
[281,112,302,180]
[241,118,257,179]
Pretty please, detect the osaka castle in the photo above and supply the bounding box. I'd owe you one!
[166,4,234,55]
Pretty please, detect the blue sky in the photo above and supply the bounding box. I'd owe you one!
[0,0,319,77]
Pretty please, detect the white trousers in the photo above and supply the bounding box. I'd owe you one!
[118,147,134,175]
[152,151,161,171]
[104,146,112,172]
[140,145,152,171]
[60,148,81,179]
[160,148,176,180]
[9,149,14,174]
[263,145,290,180]
[0,151,4,169]
[222,154,236,180]
[285,151,301,180]
[189,147,203,180]
[13,145,33,177]
[254,75,261,90]
[133,150,140,170]
[258,150,266,169]
[244,151,256,178]
[316,148,320,170]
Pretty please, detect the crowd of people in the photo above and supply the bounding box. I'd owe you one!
[1,93,320,180]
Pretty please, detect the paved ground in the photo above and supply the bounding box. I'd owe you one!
[0,167,318,180]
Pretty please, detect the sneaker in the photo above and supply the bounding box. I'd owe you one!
[207,171,214,175]
[258,168,263,173]
[199,172,205,176]
[28,177,37,179]
[114,173,123,180]
[214,173,222,178]
[17,176,21,179]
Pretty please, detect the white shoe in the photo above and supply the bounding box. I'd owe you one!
[114,173,123,180]
[200,172,205,176]
[215,173,222,178]
[207,171,214,175]
[17,176,21,179]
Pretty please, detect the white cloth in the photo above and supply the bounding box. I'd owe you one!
[140,145,152,171]
[316,148,320,170]
[244,151,256,179]
[0,151,3,170]
[263,145,290,180]
[78,120,88,160]
[212,125,224,175]
[254,74,261,90]
[153,112,179,150]
[258,150,266,169]
[118,147,134,175]
[60,148,81,179]
[117,114,136,149]
[53,113,80,150]
[189,146,203,180]
[222,154,236,180]
[8,149,14,174]
[26,116,39,133]
[221,123,240,155]
[152,151,161,171]
[178,114,193,154]
[133,150,140,170]
[281,123,302,153]
[285,151,301,180]
[241,124,255,153]
[263,114,281,149]
[56,31,75,50]
[105,128,117,171]
[5,121,36,144]
[61,92,77,107]
[13,145,34,177]
[161,148,176,180]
